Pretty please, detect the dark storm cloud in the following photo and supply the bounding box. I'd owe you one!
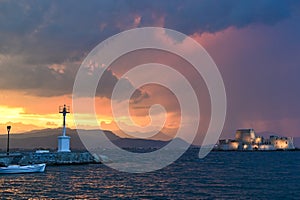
[162,0,299,34]
[1,0,298,59]
[0,0,299,97]
[2,61,74,97]
[0,59,145,99]
[73,66,146,100]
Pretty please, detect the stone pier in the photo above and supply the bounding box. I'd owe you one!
[0,152,100,166]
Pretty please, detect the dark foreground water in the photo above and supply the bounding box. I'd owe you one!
[1,149,299,199]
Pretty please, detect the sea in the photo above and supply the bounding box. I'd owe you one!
[1,149,299,199]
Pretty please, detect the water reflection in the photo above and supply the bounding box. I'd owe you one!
[0,150,299,199]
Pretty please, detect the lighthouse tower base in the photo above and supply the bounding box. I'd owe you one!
[58,136,71,152]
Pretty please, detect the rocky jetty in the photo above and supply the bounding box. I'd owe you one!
[0,152,100,166]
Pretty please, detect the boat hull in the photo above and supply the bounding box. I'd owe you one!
[0,163,46,174]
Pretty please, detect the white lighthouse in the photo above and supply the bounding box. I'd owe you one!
[57,104,71,152]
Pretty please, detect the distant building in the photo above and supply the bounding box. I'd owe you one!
[269,135,295,149]
[216,129,295,151]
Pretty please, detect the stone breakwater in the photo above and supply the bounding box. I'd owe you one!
[0,152,101,166]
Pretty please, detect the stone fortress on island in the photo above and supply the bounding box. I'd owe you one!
[215,129,295,151]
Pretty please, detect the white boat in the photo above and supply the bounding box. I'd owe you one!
[0,163,46,174]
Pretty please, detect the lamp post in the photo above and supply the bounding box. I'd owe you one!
[6,125,11,155]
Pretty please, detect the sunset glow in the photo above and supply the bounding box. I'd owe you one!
[0,1,299,144]
[0,1,300,198]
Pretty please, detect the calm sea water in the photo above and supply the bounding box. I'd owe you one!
[1,149,299,199]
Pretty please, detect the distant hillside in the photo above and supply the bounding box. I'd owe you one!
[114,130,174,141]
[0,128,189,151]
[0,128,84,151]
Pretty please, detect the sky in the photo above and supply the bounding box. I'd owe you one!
[0,0,300,143]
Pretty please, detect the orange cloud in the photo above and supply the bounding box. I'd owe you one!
[0,122,42,134]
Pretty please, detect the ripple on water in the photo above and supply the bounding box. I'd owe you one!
[0,150,299,199]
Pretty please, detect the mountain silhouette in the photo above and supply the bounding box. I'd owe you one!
[0,128,190,151]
